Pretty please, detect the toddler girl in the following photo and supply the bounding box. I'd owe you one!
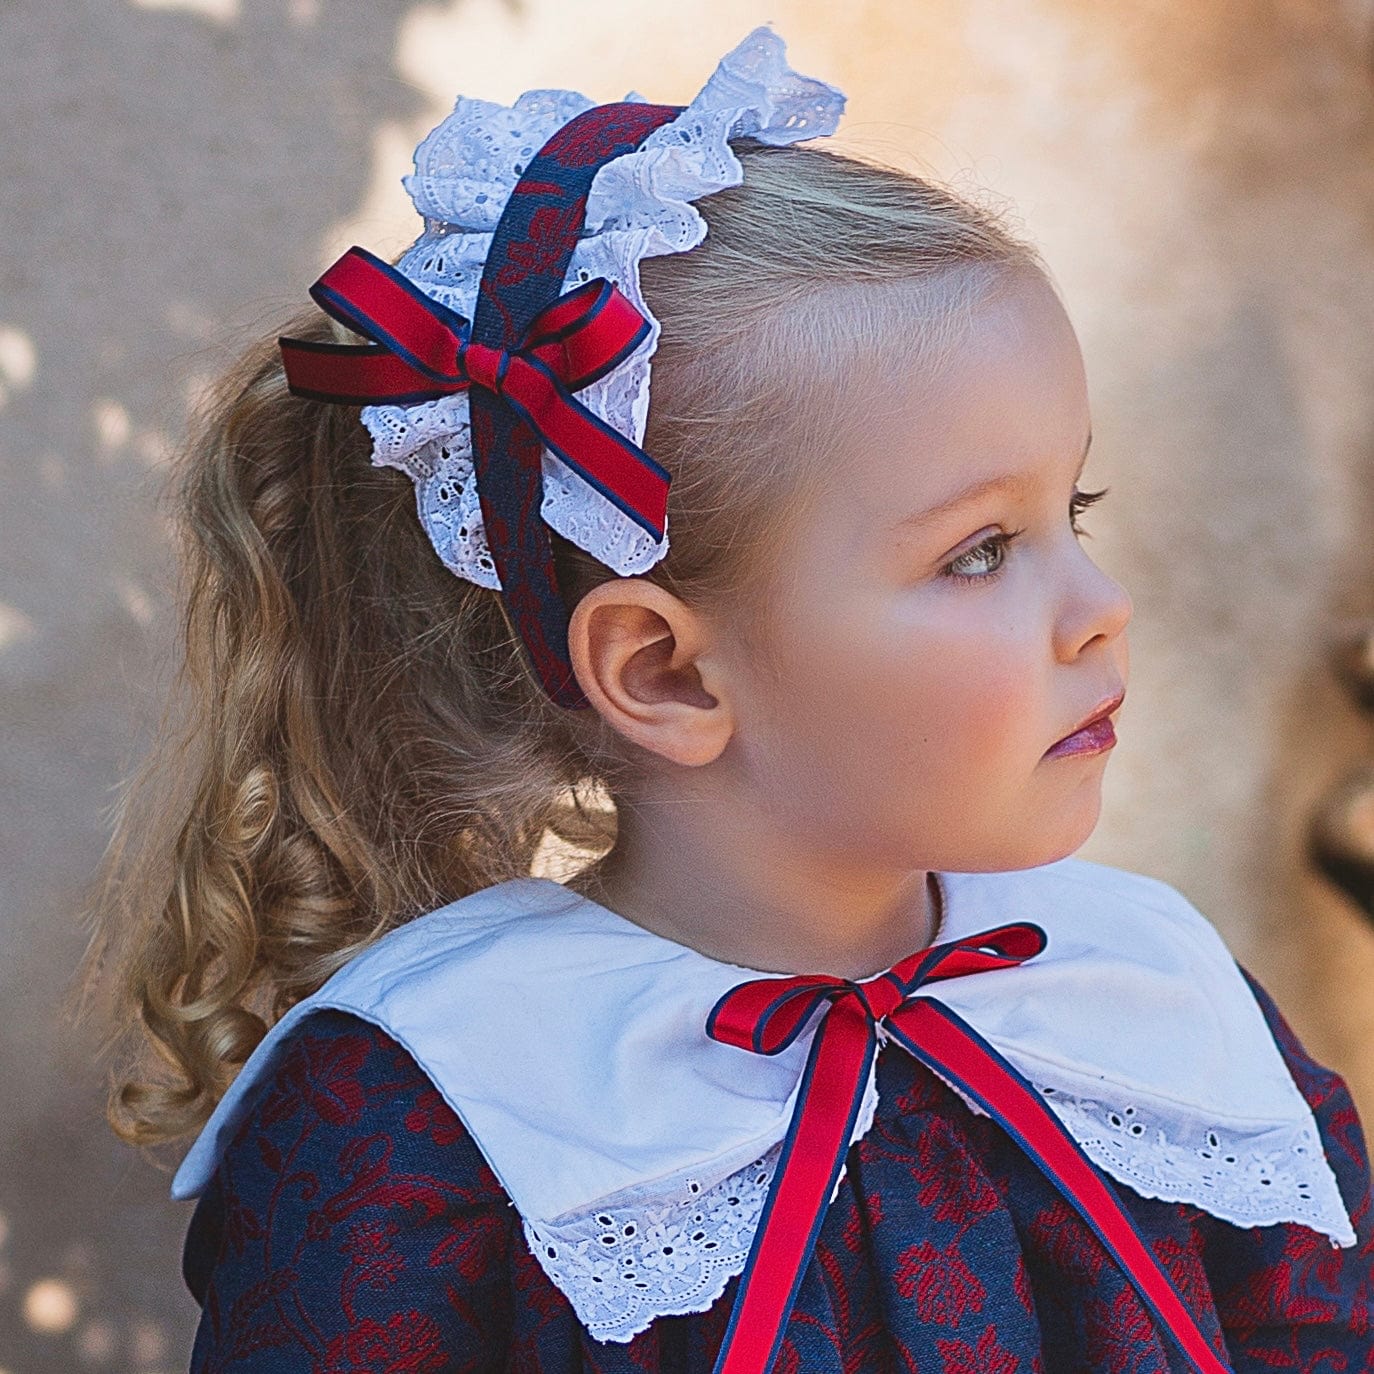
[82,24,1372,1372]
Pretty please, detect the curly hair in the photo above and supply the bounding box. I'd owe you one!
[68,139,1045,1157]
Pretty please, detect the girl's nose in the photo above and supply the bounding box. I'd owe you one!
[1056,547,1133,662]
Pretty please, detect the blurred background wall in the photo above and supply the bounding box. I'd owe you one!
[3,0,1374,1368]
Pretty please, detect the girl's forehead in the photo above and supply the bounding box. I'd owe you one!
[823,273,1090,523]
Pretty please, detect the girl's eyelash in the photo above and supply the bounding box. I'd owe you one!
[940,486,1110,586]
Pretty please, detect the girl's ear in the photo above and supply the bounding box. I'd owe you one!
[566,579,736,768]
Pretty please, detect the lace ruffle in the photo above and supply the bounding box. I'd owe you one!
[358,25,845,589]
[1032,1080,1357,1243]
[524,1143,782,1345]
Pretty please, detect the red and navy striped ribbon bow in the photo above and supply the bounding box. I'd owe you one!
[277,246,672,551]
[705,924,1234,1374]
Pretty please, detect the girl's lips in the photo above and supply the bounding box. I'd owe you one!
[1045,715,1117,758]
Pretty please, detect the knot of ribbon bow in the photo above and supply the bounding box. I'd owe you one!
[703,921,1234,1374]
[277,244,671,544]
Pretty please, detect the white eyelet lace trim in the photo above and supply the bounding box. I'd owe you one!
[357,25,846,589]
[1028,1080,1356,1245]
[523,1140,783,1345]
[518,1070,1355,1344]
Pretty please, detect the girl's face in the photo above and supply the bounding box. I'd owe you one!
[727,269,1132,875]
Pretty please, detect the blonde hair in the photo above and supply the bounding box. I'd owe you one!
[70,139,1046,1155]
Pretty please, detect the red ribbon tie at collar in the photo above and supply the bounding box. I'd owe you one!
[704,922,1234,1374]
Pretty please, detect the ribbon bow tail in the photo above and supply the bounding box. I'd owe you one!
[706,979,882,1374]
[885,997,1234,1374]
[704,923,1234,1374]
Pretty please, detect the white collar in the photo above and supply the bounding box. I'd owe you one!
[172,856,1355,1340]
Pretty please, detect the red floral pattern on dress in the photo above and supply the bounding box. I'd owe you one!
[1026,1194,1109,1285]
[339,1217,405,1320]
[316,1311,449,1373]
[1149,1230,1221,1352]
[259,1027,369,1128]
[403,1087,468,1148]
[1011,1249,1035,1317]
[934,1322,1021,1374]
[840,1189,882,1254]
[908,1120,1002,1232]
[181,966,1374,1372]
[893,1236,987,1326]
[1083,1285,1166,1372]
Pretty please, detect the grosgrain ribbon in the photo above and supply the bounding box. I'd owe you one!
[705,924,1234,1374]
[277,248,672,548]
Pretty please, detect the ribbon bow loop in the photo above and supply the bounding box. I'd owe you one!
[277,245,671,541]
[888,919,1049,994]
[706,921,1048,1061]
[707,973,851,1057]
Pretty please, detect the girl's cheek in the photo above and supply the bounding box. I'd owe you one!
[910,641,1033,750]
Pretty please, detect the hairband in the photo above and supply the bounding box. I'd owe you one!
[277,26,846,707]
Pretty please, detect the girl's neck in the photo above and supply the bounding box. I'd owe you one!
[565,816,943,979]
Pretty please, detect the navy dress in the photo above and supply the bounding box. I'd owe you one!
[180,968,1374,1371]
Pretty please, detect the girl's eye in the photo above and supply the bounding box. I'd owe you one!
[940,486,1110,586]
[941,529,1024,585]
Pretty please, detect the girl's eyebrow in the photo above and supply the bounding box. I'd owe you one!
[887,429,1094,535]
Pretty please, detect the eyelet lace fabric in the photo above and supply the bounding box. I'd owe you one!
[926,1063,1351,1245]
[358,25,846,589]
[520,1064,1355,1344]
[523,1142,784,1345]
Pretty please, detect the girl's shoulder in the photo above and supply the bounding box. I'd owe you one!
[180,1007,527,1366]
[182,1007,509,1304]
[168,876,575,1205]
[220,1005,499,1184]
